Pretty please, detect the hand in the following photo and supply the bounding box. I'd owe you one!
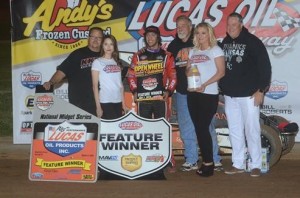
[133,92,138,103]
[196,84,206,93]
[96,107,103,118]
[122,104,129,115]
[163,91,169,101]
[251,90,264,106]
[43,81,52,90]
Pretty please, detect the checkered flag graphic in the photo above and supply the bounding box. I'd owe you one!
[273,8,300,32]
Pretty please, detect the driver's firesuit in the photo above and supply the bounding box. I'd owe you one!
[127,48,177,119]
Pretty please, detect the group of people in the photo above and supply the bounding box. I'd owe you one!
[43,12,271,178]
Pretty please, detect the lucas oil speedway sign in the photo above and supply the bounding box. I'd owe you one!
[99,112,171,180]
[29,86,100,182]
[11,0,300,143]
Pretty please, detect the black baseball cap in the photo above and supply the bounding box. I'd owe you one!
[144,25,160,36]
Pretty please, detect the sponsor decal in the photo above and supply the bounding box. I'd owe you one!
[22,0,113,48]
[25,95,35,110]
[191,54,210,63]
[99,155,118,161]
[21,71,42,89]
[121,153,142,172]
[265,80,288,100]
[36,95,54,111]
[126,0,300,55]
[20,121,33,133]
[21,110,32,115]
[103,65,121,73]
[43,121,87,157]
[142,77,158,90]
[260,104,292,115]
[68,169,81,175]
[145,154,164,162]
[119,121,143,130]
[134,60,164,76]
[31,172,44,179]
[81,174,94,180]
[54,89,69,101]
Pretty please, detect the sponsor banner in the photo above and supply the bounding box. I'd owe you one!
[29,86,100,182]
[99,112,171,179]
[11,0,300,143]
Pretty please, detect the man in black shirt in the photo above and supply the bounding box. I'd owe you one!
[43,27,103,115]
[220,13,271,177]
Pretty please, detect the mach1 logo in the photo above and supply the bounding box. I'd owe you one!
[126,0,300,55]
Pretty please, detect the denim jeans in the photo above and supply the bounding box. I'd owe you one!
[175,92,199,164]
[209,116,222,164]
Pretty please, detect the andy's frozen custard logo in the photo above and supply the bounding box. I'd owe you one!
[23,0,113,47]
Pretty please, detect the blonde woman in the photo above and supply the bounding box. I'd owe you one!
[186,22,225,177]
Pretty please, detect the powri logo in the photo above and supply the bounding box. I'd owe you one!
[119,121,143,130]
[36,95,54,111]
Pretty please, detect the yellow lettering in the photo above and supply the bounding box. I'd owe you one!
[23,0,113,37]
[96,0,113,20]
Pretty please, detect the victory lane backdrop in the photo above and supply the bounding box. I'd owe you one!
[11,0,300,143]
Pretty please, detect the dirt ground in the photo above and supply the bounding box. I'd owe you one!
[1,137,300,198]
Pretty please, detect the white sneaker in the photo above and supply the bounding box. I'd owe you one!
[181,162,198,171]
[214,162,223,171]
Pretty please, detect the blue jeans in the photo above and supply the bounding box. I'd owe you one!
[209,116,222,163]
[175,93,199,164]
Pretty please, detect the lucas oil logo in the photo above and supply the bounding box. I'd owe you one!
[21,71,42,89]
[126,0,300,55]
[22,0,113,48]
[44,121,87,157]
[265,80,288,100]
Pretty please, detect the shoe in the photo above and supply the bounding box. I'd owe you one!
[214,162,223,171]
[250,168,261,177]
[181,162,198,171]
[196,163,214,177]
[181,162,190,167]
[224,166,245,175]
[167,166,177,173]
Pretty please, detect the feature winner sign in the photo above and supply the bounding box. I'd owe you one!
[99,112,172,180]
[29,86,100,183]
